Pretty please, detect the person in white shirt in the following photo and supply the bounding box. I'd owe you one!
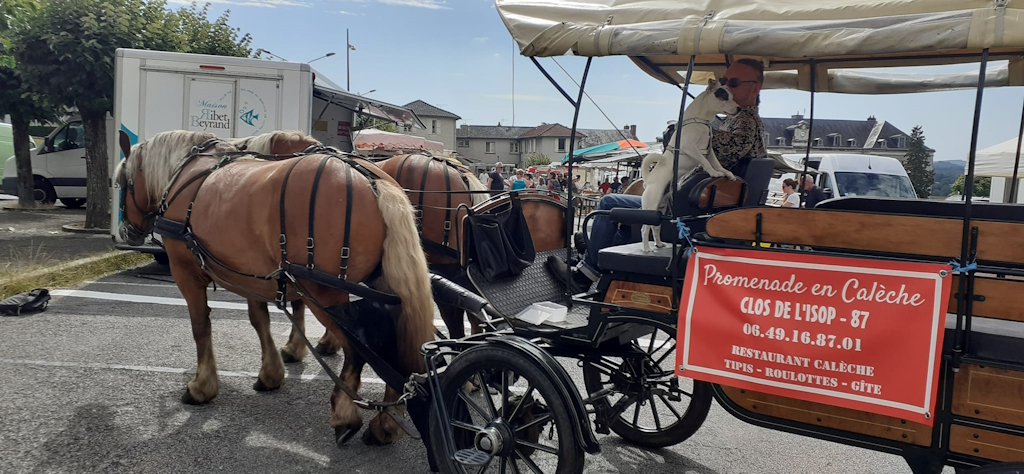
[782,178,801,208]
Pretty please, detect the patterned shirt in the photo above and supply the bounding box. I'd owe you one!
[710,105,767,171]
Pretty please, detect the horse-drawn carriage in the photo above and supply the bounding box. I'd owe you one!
[113,0,1024,473]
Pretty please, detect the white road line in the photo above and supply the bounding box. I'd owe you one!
[0,358,387,385]
[83,280,178,288]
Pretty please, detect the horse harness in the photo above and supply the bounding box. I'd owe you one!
[146,139,420,430]
[392,154,474,260]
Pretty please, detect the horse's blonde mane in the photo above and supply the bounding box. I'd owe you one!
[463,172,489,206]
[231,130,319,155]
[129,130,218,198]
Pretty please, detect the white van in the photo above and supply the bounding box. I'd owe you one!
[778,153,918,201]
[1,121,82,205]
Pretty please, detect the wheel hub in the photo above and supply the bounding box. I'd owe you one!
[474,418,516,457]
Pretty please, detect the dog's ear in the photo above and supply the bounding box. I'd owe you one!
[708,77,717,88]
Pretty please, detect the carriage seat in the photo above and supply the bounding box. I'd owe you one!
[598,242,692,278]
[943,314,1024,367]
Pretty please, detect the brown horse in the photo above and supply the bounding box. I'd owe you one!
[114,130,434,446]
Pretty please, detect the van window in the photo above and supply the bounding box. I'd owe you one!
[835,172,917,199]
[47,122,84,153]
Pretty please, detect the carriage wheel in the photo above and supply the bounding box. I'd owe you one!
[428,344,585,474]
[582,321,712,448]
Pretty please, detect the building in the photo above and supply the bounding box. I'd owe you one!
[456,122,638,171]
[760,114,933,164]
[401,100,461,151]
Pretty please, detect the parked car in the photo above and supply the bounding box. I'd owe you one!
[1,116,107,208]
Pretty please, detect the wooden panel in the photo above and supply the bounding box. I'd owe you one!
[948,276,1024,323]
[705,208,1024,265]
[949,424,1024,463]
[720,385,932,446]
[952,364,1024,426]
[698,178,747,210]
[603,281,673,312]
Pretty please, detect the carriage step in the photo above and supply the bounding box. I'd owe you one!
[454,448,492,467]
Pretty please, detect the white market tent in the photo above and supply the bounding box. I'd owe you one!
[971,137,1024,178]
[496,0,1024,88]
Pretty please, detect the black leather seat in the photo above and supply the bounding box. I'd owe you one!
[942,314,1024,366]
[598,242,691,277]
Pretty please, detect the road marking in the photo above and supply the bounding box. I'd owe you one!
[0,358,386,385]
[84,280,178,288]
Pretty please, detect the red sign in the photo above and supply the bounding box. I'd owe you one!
[677,246,952,425]
[337,121,351,137]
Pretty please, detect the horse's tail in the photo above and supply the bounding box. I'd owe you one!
[640,151,662,181]
[464,172,489,207]
[372,180,435,373]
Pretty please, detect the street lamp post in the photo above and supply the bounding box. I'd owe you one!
[308,52,336,64]
[347,29,356,91]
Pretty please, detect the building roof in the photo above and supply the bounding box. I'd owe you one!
[577,128,636,147]
[757,115,933,152]
[457,124,534,140]
[519,123,583,138]
[403,100,461,120]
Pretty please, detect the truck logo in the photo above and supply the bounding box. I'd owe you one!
[240,109,259,126]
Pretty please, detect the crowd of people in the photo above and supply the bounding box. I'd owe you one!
[477,162,635,197]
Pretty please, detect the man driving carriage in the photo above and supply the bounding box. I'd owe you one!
[548,58,768,292]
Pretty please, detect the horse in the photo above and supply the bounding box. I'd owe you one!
[114,130,434,446]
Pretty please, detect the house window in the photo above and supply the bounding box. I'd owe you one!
[431,120,437,134]
[775,137,786,146]
[510,142,519,153]
[762,132,770,146]
[829,134,842,147]
[877,139,887,148]
[557,138,566,152]
[847,138,857,147]
[813,138,823,147]
[458,140,469,148]
[403,124,412,132]
[894,135,906,148]
[485,142,495,154]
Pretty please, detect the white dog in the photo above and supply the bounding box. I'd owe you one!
[640,78,741,251]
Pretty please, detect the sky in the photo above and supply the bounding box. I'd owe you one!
[181,0,1024,163]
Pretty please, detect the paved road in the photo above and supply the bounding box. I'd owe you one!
[0,203,114,267]
[0,262,952,473]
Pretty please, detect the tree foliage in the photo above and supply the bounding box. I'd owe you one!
[355,115,399,133]
[526,152,551,166]
[172,2,252,57]
[949,175,991,198]
[902,126,934,197]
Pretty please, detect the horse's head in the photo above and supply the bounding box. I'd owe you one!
[695,77,741,117]
[114,130,219,246]
[230,131,321,155]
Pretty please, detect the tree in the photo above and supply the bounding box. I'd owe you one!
[355,115,399,133]
[13,0,252,228]
[949,175,991,198]
[172,2,252,57]
[526,152,551,166]
[903,126,934,198]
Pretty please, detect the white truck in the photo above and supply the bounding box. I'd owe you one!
[109,48,423,256]
[769,153,919,206]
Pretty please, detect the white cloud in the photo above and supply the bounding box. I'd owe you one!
[493,53,500,58]
[337,9,356,14]
[377,0,449,9]
[471,37,489,45]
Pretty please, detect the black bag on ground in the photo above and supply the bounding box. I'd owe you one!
[466,195,536,282]
[0,288,51,316]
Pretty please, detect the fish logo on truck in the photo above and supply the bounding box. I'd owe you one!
[238,88,269,133]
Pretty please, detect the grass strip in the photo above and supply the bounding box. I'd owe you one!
[0,251,151,300]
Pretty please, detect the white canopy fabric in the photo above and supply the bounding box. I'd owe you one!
[761,65,1012,94]
[971,137,1024,178]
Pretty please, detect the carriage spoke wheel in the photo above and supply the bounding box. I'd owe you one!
[582,322,712,448]
[429,344,585,474]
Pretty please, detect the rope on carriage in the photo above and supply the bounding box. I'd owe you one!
[948,259,978,274]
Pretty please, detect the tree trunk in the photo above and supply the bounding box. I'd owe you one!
[81,109,109,229]
[11,113,35,209]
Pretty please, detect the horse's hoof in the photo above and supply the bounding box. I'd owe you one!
[315,343,339,356]
[335,427,358,447]
[181,389,206,405]
[280,348,301,364]
[252,378,279,392]
[362,427,397,446]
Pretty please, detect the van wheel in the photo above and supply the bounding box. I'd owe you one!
[33,177,57,205]
[61,198,85,209]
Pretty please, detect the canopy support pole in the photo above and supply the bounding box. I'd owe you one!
[799,62,817,207]
[531,57,577,108]
[563,57,592,305]
[953,48,989,357]
[1009,95,1024,203]
[669,55,696,309]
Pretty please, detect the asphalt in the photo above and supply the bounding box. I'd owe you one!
[0,196,121,270]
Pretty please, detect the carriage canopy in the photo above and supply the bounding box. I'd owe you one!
[496,0,1024,89]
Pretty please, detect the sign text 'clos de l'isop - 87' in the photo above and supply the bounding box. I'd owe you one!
[677,247,953,425]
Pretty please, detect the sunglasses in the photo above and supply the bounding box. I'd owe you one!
[719,77,759,88]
